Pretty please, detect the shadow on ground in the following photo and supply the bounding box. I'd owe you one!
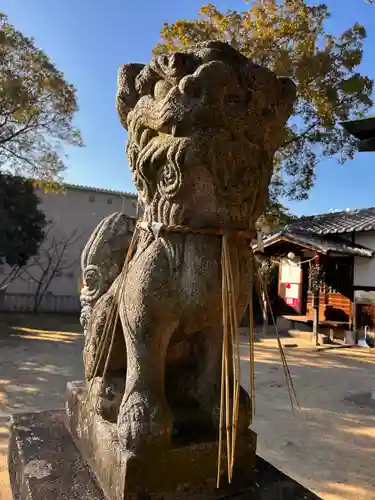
[0,314,84,414]
[240,342,375,500]
[0,315,375,500]
[0,314,85,500]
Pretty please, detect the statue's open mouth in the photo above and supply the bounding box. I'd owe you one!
[126,81,198,150]
[128,105,190,163]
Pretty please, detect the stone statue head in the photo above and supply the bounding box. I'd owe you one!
[117,41,296,228]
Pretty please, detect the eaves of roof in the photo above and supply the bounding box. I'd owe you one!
[341,115,375,140]
[287,207,375,235]
[253,230,374,258]
[64,182,137,199]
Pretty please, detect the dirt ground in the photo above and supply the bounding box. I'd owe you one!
[0,315,84,500]
[0,315,375,500]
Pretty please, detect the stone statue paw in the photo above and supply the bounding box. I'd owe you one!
[96,383,123,423]
[117,389,173,453]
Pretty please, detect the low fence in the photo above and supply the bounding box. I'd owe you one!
[0,292,80,313]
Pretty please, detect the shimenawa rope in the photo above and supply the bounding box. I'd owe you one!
[81,220,298,489]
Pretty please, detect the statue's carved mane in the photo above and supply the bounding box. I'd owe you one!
[116,41,296,229]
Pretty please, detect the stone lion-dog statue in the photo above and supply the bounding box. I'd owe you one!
[80,41,296,458]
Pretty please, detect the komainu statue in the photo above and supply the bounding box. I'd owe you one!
[80,212,135,421]
[67,40,296,499]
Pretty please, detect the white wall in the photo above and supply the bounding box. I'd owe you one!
[354,231,375,288]
[0,185,137,310]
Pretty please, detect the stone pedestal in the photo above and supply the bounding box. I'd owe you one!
[8,410,105,500]
[65,381,257,500]
[8,404,321,500]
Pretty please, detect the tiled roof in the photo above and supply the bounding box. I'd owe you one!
[287,207,375,235]
[257,229,374,258]
[64,183,137,199]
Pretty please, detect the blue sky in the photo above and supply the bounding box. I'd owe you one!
[1,0,374,216]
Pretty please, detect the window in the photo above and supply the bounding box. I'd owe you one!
[89,195,95,202]
[107,198,113,205]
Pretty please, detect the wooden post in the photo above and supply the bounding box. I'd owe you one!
[352,299,357,344]
[312,254,320,346]
[312,288,319,345]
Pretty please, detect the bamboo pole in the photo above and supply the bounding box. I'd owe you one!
[249,256,255,419]
[254,257,300,412]
[218,236,232,486]
[223,238,241,477]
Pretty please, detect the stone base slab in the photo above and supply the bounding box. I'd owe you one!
[65,381,257,499]
[8,410,105,500]
[8,408,321,500]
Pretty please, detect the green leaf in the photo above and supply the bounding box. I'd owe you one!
[0,12,83,181]
[154,0,373,203]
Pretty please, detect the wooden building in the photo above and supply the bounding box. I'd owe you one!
[254,207,375,334]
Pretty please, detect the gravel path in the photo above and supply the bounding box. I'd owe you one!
[0,315,84,500]
[240,338,375,500]
[1,316,375,499]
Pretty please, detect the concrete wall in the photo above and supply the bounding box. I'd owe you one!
[0,185,137,312]
[354,231,375,288]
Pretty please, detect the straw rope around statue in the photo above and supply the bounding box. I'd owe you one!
[216,233,299,487]
[81,219,299,487]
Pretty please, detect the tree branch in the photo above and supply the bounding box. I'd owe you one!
[0,265,25,291]
[0,113,38,146]
[0,144,39,170]
[17,227,83,312]
[281,119,320,149]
